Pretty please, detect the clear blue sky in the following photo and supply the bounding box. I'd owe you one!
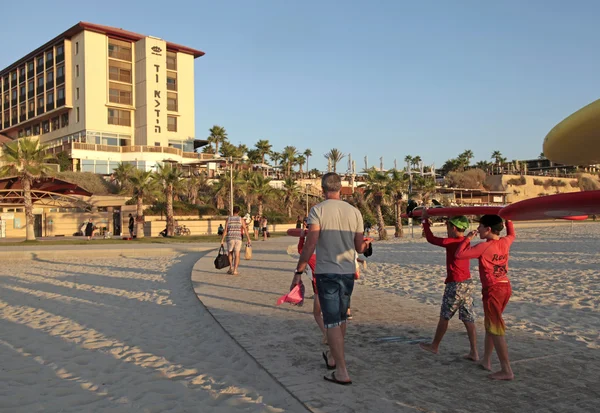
[3,0,599,171]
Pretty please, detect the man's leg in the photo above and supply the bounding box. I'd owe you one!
[462,321,478,361]
[420,317,449,354]
[327,325,350,381]
[488,335,514,380]
[313,295,327,343]
[480,331,494,371]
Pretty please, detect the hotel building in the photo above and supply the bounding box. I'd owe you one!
[0,22,210,174]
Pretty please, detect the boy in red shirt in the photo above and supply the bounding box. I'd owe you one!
[419,210,478,361]
[455,215,516,380]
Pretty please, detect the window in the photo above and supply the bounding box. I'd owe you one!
[47,92,54,104]
[51,116,59,131]
[11,72,17,83]
[19,86,25,98]
[37,56,44,70]
[167,92,177,111]
[108,108,131,126]
[28,100,34,112]
[75,42,79,54]
[38,96,44,108]
[37,76,44,87]
[166,74,177,91]
[3,93,7,104]
[167,116,177,132]
[46,50,53,62]
[108,39,132,61]
[28,80,34,94]
[42,120,50,133]
[47,70,54,83]
[19,104,25,115]
[108,82,132,105]
[28,62,34,72]
[57,88,65,100]
[12,90,17,100]
[56,66,65,84]
[76,87,79,100]
[61,113,69,127]
[81,160,94,173]
[108,61,132,83]
[33,124,40,135]
[167,51,177,70]
[56,44,64,56]
[76,65,79,77]
[76,107,80,122]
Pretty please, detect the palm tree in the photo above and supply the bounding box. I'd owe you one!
[387,169,408,238]
[460,150,474,169]
[270,151,281,167]
[412,155,422,172]
[208,125,228,155]
[255,140,272,165]
[475,160,492,173]
[0,138,53,241]
[282,177,300,217]
[404,155,413,169]
[247,173,274,216]
[303,149,312,174]
[128,169,155,239]
[112,162,135,193]
[296,155,306,177]
[324,148,345,173]
[212,170,241,212]
[282,146,298,177]
[152,164,183,237]
[360,167,391,240]
[185,173,209,205]
[239,170,257,214]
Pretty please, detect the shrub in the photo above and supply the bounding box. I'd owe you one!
[56,171,119,195]
[506,176,526,186]
[570,180,579,188]
[533,179,544,186]
[445,169,487,189]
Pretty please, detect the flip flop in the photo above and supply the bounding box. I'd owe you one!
[323,372,352,385]
[322,351,336,370]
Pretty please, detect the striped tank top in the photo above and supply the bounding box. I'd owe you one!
[225,216,243,241]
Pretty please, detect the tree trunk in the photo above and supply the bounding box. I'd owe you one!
[246,201,252,216]
[258,201,263,217]
[287,202,292,218]
[166,185,174,236]
[136,196,145,239]
[394,199,403,238]
[22,177,36,241]
[376,203,387,240]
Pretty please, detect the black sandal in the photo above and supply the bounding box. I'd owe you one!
[324,372,352,385]
[322,351,336,370]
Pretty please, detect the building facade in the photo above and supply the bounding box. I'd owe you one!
[0,22,210,174]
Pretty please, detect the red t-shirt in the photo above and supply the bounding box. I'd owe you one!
[298,235,316,274]
[455,221,516,289]
[423,221,471,283]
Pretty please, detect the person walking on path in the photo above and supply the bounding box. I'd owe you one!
[293,172,371,386]
[220,206,250,275]
[85,219,94,241]
[419,209,478,361]
[128,214,135,238]
[253,215,260,240]
[260,216,268,241]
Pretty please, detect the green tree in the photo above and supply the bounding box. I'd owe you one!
[255,140,272,165]
[247,173,274,216]
[208,125,228,155]
[239,170,257,214]
[0,138,54,240]
[360,167,391,240]
[324,148,345,173]
[219,141,241,158]
[282,177,300,217]
[152,164,184,236]
[112,162,135,194]
[128,169,156,238]
[270,151,281,167]
[282,145,298,177]
[387,169,408,237]
[246,149,262,164]
[303,149,312,174]
[296,155,306,177]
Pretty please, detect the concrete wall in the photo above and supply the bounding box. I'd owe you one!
[485,174,580,203]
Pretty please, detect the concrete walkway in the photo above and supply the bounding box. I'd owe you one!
[192,237,600,413]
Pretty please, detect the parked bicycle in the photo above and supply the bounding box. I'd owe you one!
[175,225,191,236]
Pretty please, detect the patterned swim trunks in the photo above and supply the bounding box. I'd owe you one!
[440,279,476,322]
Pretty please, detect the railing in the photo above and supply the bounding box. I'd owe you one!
[108,95,132,105]
[167,101,178,111]
[108,49,132,61]
[167,83,177,91]
[109,71,132,83]
[47,142,216,161]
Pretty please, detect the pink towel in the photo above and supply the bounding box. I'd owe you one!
[276,284,303,305]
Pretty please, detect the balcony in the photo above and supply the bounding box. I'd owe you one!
[108,49,132,61]
[167,101,178,111]
[167,83,177,91]
[56,75,65,85]
[109,72,132,83]
[36,63,44,73]
[19,94,26,103]
[56,98,65,108]
[27,70,34,79]
[3,121,8,129]
[11,99,17,106]
[11,117,17,125]
[46,103,54,111]
[3,80,8,90]
[37,85,44,95]
[46,81,54,90]
[46,57,53,66]
[19,114,26,123]
[37,107,44,116]
[56,53,64,64]
[109,95,132,105]
[19,74,25,84]
[28,111,34,118]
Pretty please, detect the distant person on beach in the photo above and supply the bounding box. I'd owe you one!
[220,206,250,276]
[253,215,260,240]
[293,172,371,386]
[455,215,516,381]
[217,224,224,236]
[419,210,478,361]
[128,214,135,238]
[85,219,94,240]
[260,216,268,241]
[296,215,303,229]
[297,227,327,344]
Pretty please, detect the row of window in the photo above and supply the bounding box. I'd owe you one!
[16,113,70,138]
[2,66,65,110]
[1,43,64,93]
[1,87,66,128]
[106,108,177,132]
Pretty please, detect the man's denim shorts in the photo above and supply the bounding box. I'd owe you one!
[315,273,355,328]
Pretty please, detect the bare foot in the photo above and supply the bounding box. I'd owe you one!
[488,370,514,380]
[463,352,479,362]
[233,270,239,275]
[419,343,438,354]
[479,360,492,371]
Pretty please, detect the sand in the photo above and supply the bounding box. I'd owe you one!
[0,252,306,412]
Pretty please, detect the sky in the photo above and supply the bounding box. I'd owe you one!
[2,0,600,172]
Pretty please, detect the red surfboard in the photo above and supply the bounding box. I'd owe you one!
[559,216,588,221]
[499,190,600,221]
[287,228,304,237]
[402,206,503,218]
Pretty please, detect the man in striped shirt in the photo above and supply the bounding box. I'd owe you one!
[220,206,250,275]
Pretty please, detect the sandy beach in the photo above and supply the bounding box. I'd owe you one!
[1,221,598,412]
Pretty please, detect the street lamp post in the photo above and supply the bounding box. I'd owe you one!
[305,184,311,217]
[214,154,248,216]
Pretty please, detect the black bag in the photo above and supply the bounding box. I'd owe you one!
[214,246,230,269]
